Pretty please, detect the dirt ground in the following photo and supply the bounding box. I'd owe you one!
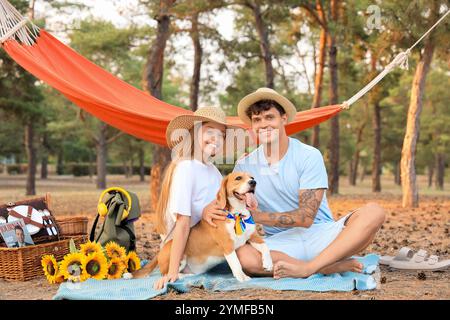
[0,175,449,300]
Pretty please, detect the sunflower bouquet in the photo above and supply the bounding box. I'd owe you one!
[41,239,141,284]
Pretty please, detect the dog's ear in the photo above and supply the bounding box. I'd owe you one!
[216,175,229,209]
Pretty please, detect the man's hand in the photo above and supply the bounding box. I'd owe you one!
[202,199,227,228]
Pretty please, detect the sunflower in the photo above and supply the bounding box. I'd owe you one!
[82,252,108,280]
[79,241,103,256]
[41,255,59,284]
[105,242,126,260]
[124,251,141,273]
[59,252,87,281]
[54,269,65,284]
[107,257,126,280]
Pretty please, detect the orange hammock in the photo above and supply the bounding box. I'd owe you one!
[1,30,342,146]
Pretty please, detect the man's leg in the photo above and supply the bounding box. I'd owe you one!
[238,246,364,277]
[237,218,372,277]
[273,202,386,278]
[236,246,299,276]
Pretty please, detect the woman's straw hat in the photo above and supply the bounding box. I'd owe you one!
[166,106,240,149]
[237,87,297,125]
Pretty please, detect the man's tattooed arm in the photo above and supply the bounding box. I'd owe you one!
[250,189,325,228]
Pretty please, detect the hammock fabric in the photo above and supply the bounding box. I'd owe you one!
[1,30,342,146]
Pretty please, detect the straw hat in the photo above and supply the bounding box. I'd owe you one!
[237,87,297,125]
[166,106,240,149]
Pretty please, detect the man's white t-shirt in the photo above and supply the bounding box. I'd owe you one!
[161,159,222,243]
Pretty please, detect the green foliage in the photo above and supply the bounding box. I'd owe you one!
[1,0,448,187]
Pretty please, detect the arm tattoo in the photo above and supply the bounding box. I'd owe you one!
[255,189,325,228]
[298,189,324,223]
[278,215,295,226]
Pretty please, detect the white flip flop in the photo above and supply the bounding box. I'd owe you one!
[380,247,414,265]
[381,247,450,271]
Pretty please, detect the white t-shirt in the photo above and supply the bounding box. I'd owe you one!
[161,159,222,243]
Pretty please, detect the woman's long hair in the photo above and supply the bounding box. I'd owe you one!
[154,127,196,235]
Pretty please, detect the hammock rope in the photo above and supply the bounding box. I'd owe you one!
[0,0,39,45]
[0,0,449,145]
[342,8,450,109]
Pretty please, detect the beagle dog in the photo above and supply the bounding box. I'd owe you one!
[134,172,273,282]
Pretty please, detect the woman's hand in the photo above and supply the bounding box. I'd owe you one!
[153,273,179,290]
[202,199,227,228]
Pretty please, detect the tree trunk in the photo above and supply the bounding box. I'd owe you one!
[56,149,64,175]
[369,52,382,193]
[349,156,359,186]
[427,160,434,188]
[372,101,381,192]
[394,161,401,185]
[25,122,36,195]
[24,0,37,195]
[348,161,353,185]
[88,152,94,178]
[41,156,48,180]
[435,153,445,190]
[40,132,49,179]
[139,148,145,182]
[327,0,339,195]
[144,0,175,212]
[96,122,108,189]
[129,158,133,178]
[359,163,366,183]
[350,122,365,186]
[189,11,202,111]
[311,3,327,148]
[123,161,129,179]
[249,1,274,88]
[401,40,435,207]
[350,148,358,186]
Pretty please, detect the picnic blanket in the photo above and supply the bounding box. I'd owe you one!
[53,254,380,300]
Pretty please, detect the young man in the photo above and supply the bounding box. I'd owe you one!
[203,87,385,278]
[12,225,33,248]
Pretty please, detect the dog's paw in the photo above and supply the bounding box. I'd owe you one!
[262,254,273,272]
[263,260,273,272]
[235,272,251,282]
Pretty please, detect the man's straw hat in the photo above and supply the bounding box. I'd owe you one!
[166,106,240,149]
[237,87,297,125]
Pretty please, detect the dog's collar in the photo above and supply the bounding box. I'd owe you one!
[223,210,255,235]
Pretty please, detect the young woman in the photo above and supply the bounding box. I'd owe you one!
[152,106,238,289]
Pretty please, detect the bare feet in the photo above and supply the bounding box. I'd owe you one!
[273,258,363,279]
[273,260,314,279]
[317,259,363,275]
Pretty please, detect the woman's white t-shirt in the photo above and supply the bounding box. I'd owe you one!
[161,159,222,243]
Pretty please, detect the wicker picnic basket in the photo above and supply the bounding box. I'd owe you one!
[55,217,88,236]
[0,235,87,281]
[0,194,90,281]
